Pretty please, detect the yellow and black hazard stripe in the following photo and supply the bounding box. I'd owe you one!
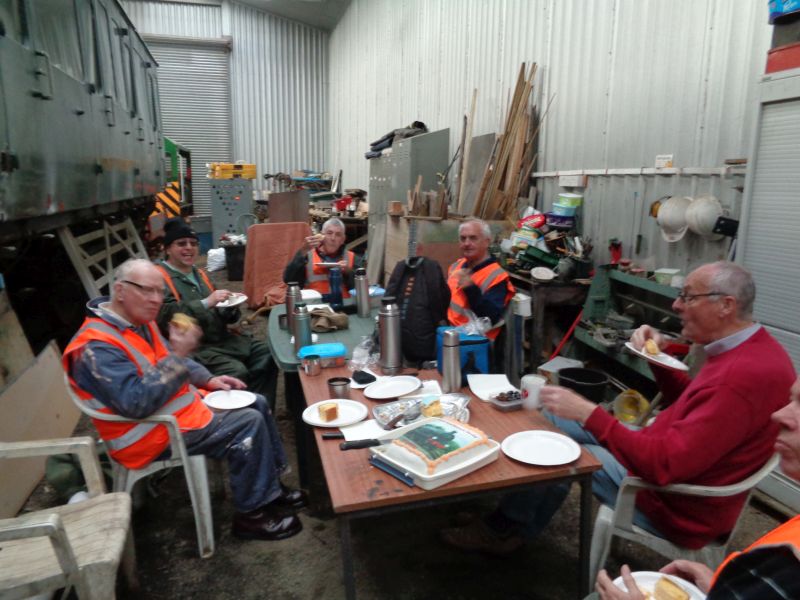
[151,181,182,218]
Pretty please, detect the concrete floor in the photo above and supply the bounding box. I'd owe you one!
[27,263,790,599]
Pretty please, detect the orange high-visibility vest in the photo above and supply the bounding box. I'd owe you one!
[63,317,213,469]
[305,250,355,297]
[711,514,800,586]
[447,258,515,340]
[154,264,214,299]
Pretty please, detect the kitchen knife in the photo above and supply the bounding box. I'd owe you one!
[339,437,394,450]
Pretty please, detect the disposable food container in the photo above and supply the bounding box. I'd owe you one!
[545,212,576,229]
[550,202,578,217]
[297,343,347,367]
[557,193,583,207]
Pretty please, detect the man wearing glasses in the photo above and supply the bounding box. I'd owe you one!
[155,218,278,409]
[443,261,795,557]
[64,258,305,541]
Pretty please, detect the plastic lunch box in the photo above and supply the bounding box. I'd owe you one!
[296,343,347,367]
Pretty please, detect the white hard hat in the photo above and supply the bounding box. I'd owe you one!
[686,195,725,241]
[656,196,692,242]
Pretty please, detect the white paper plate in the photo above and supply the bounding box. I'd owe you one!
[612,571,705,599]
[363,376,422,400]
[301,289,323,301]
[624,342,688,372]
[467,374,516,401]
[203,390,257,410]
[302,399,368,428]
[501,431,581,466]
[216,293,248,308]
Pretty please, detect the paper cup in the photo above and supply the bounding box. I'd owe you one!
[521,374,546,410]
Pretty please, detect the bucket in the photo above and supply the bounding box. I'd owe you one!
[224,244,246,281]
[557,368,608,403]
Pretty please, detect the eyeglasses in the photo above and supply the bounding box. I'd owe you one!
[174,240,199,248]
[121,280,165,298]
[676,291,723,304]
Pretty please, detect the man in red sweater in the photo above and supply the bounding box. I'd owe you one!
[442,261,795,554]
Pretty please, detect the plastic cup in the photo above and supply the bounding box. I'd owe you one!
[521,374,546,410]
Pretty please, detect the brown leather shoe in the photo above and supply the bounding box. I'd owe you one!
[232,506,302,541]
[440,520,524,556]
[269,484,308,511]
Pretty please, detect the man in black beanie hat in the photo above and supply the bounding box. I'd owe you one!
[155,218,278,408]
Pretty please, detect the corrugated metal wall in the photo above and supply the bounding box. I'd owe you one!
[328,0,773,269]
[121,0,328,197]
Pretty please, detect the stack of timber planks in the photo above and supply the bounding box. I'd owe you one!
[471,63,541,221]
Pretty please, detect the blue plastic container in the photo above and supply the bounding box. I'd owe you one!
[550,202,578,217]
[297,343,347,367]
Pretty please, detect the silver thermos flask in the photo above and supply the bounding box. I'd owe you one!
[442,329,462,393]
[354,268,370,318]
[378,296,402,375]
[286,282,301,334]
[293,302,312,353]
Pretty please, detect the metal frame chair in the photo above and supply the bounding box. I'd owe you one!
[0,437,135,599]
[589,453,780,584]
[66,375,215,558]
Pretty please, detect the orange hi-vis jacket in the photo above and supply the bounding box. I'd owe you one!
[63,318,213,469]
[447,258,515,340]
[305,249,355,297]
[154,264,214,299]
[711,514,800,586]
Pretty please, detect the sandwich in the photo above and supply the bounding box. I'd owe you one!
[170,312,198,332]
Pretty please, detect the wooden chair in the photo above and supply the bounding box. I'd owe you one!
[0,437,135,600]
[589,453,780,584]
[65,375,215,558]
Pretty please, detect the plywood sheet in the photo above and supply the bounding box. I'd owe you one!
[0,342,81,518]
[0,291,34,389]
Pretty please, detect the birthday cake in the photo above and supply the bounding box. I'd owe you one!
[379,418,493,476]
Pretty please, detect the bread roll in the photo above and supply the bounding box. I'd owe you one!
[170,312,198,332]
[644,339,660,356]
[654,577,689,600]
[318,402,338,422]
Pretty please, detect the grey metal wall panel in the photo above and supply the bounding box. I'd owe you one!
[329,0,772,268]
[227,1,328,188]
[122,0,328,200]
[148,42,232,216]
[121,1,223,38]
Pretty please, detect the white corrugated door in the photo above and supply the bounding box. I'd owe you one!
[147,39,231,217]
[740,97,800,366]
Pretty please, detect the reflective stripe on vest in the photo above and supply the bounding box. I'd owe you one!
[63,317,212,468]
[154,264,215,300]
[446,258,515,340]
[305,250,355,297]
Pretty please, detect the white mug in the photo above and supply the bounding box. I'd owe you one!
[521,374,546,410]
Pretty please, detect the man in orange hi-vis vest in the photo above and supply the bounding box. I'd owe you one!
[446,218,515,341]
[64,259,305,542]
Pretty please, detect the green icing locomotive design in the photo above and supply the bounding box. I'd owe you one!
[399,423,479,461]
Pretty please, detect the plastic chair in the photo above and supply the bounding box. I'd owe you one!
[589,453,780,583]
[66,375,215,558]
[0,437,135,599]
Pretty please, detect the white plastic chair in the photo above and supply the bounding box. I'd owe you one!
[0,437,135,599]
[66,376,215,558]
[589,453,780,583]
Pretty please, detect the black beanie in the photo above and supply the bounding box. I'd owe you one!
[163,218,198,247]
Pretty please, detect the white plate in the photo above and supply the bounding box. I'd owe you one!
[363,376,422,400]
[203,390,257,410]
[467,374,516,401]
[624,342,688,372]
[301,289,323,301]
[501,431,581,466]
[612,571,705,599]
[302,399,368,428]
[216,293,248,308]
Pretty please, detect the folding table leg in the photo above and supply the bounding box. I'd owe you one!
[579,474,593,597]
[339,515,356,600]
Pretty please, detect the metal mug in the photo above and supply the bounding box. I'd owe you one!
[278,313,289,330]
[327,377,351,399]
[302,354,321,377]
